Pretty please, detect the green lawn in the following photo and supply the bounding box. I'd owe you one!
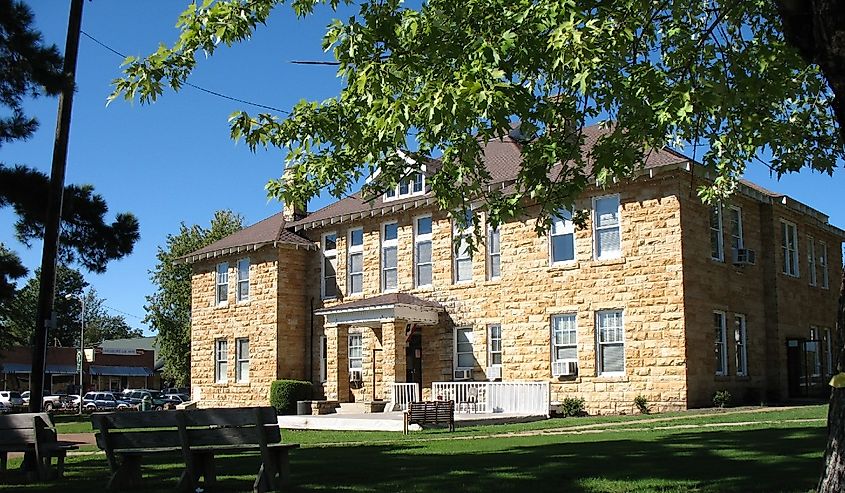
[2,405,828,492]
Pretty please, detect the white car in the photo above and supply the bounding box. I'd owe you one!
[0,390,23,408]
[0,400,10,414]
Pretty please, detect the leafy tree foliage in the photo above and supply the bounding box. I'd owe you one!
[145,210,244,386]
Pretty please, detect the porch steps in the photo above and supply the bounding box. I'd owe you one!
[335,402,368,414]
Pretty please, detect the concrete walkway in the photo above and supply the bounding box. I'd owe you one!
[277,411,546,431]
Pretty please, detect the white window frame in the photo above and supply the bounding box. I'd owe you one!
[810,327,822,378]
[383,169,426,202]
[549,209,576,266]
[734,314,747,377]
[487,324,502,369]
[487,224,501,280]
[594,194,622,260]
[729,206,744,252]
[781,220,799,277]
[454,327,475,370]
[235,337,249,383]
[714,311,727,376]
[348,228,364,295]
[819,241,829,289]
[551,313,577,376]
[348,333,363,371]
[319,335,328,383]
[236,258,250,302]
[414,215,433,288]
[215,262,229,305]
[596,310,625,376]
[381,222,399,292]
[214,338,228,384]
[710,205,724,261]
[321,232,338,299]
[453,212,473,283]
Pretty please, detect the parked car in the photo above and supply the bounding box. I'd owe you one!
[161,387,189,396]
[19,391,64,411]
[0,390,24,409]
[163,393,191,404]
[124,390,171,410]
[82,392,131,411]
[0,400,10,414]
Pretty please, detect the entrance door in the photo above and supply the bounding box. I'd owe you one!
[786,338,827,398]
[406,333,423,387]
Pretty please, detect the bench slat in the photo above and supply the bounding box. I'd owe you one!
[0,413,52,431]
[91,407,278,430]
[0,429,37,445]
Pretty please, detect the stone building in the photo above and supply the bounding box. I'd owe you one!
[184,126,843,414]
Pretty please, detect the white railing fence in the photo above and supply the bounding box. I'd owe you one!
[431,381,549,415]
[389,382,420,411]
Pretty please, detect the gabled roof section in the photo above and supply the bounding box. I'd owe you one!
[182,212,314,264]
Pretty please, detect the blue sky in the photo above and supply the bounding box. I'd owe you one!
[2,1,844,335]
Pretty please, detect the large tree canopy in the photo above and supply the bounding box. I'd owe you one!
[145,210,244,387]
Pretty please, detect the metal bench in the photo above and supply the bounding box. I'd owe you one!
[403,400,455,434]
[92,406,299,492]
[0,412,78,482]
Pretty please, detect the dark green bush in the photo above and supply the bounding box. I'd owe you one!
[560,397,586,417]
[634,395,650,414]
[269,380,312,415]
[713,390,732,408]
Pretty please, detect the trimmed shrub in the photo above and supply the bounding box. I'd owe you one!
[713,390,733,408]
[560,397,586,417]
[269,380,312,415]
[634,395,650,414]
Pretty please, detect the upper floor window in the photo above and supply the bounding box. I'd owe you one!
[808,236,817,286]
[414,216,433,287]
[453,211,473,283]
[714,311,727,376]
[348,228,364,295]
[550,209,575,265]
[710,205,723,261]
[551,314,577,377]
[235,337,249,383]
[487,324,502,369]
[236,258,250,302]
[819,241,829,289]
[215,263,228,305]
[729,206,743,252]
[781,220,799,277]
[597,310,624,375]
[454,327,475,370]
[594,195,621,259]
[214,338,228,383]
[382,222,398,292]
[384,172,425,201]
[487,225,500,279]
[322,233,338,299]
[734,314,747,377]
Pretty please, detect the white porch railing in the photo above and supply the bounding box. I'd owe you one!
[431,381,549,415]
[389,383,420,411]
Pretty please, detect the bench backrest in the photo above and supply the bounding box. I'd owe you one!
[92,407,281,451]
[0,413,56,447]
[408,401,453,423]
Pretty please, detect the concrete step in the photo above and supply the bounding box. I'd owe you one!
[335,402,367,414]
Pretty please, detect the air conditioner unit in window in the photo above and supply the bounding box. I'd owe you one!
[349,370,363,382]
[486,366,502,380]
[732,248,756,266]
[552,360,578,377]
[453,369,472,381]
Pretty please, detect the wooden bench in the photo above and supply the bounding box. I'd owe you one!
[0,413,78,481]
[403,400,455,434]
[92,406,299,492]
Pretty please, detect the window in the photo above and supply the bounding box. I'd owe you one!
[781,220,799,276]
[322,233,337,298]
[729,206,744,251]
[597,310,624,375]
[819,241,829,289]
[215,263,228,305]
[487,225,501,279]
[415,216,433,287]
[454,327,474,369]
[825,328,833,376]
[809,327,822,377]
[214,339,228,383]
[382,222,398,291]
[235,338,249,383]
[348,333,363,373]
[384,172,425,200]
[320,336,328,383]
[710,205,723,261]
[487,324,502,368]
[594,195,621,259]
[551,314,577,376]
[808,236,817,286]
[714,311,727,376]
[453,211,473,283]
[348,228,364,294]
[734,314,747,377]
[236,258,249,302]
[550,209,575,264]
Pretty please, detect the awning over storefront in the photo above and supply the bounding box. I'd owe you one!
[315,293,442,327]
[89,365,154,377]
[0,363,78,374]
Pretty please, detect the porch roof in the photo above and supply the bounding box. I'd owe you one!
[315,293,442,326]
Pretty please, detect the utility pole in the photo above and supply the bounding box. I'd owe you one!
[29,0,85,413]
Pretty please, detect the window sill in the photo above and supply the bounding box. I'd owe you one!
[594,375,628,383]
[236,299,251,306]
[232,381,250,386]
[212,382,228,387]
[549,261,579,270]
[214,303,229,309]
[592,257,625,267]
[714,375,730,381]
[553,375,580,383]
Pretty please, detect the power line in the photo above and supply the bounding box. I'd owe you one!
[102,304,144,320]
[80,30,289,114]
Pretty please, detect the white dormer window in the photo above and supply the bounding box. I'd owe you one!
[383,170,426,202]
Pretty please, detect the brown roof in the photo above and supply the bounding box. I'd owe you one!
[315,293,442,313]
[184,212,313,261]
